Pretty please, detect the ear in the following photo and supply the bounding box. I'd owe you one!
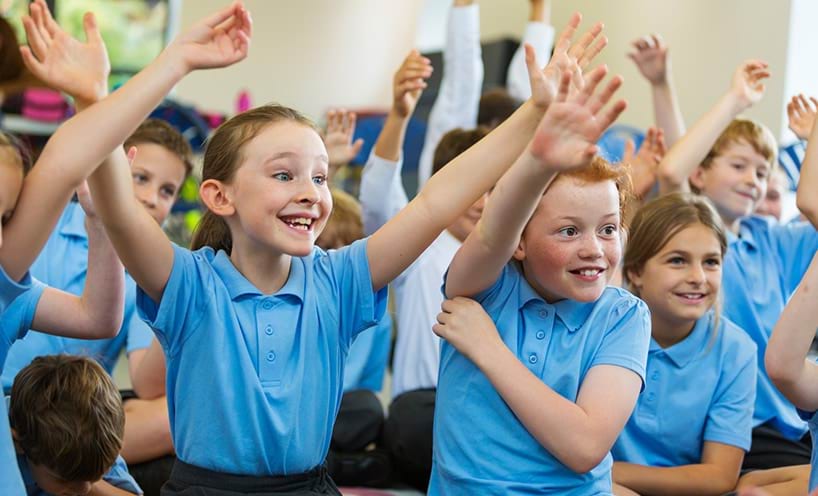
[199,179,235,217]
[689,166,707,192]
[626,268,643,291]
[512,237,526,262]
[10,429,23,454]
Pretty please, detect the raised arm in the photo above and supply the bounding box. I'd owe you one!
[446,65,626,298]
[796,100,818,226]
[29,183,125,339]
[507,0,555,101]
[324,109,364,183]
[765,252,818,412]
[417,0,482,186]
[628,34,685,146]
[786,94,818,141]
[367,13,608,291]
[657,60,769,195]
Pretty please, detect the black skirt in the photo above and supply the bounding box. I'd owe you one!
[161,459,342,496]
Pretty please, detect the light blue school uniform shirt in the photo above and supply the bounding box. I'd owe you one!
[722,215,818,439]
[0,267,44,496]
[800,398,818,491]
[137,238,387,475]
[430,263,651,496]
[343,313,391,392]
[612,312,757,466]
[16,453,142,495]
[1,202,153,390]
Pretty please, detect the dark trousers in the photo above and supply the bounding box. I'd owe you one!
[382,388,436,492]
[742,422,813,470]
[161,460,340,496]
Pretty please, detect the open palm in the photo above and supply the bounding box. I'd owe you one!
[731,60,770,108]
[20,0,109,104]
[173,1,252,72]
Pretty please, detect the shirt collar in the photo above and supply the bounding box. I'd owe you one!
[210,248,305,302]
[728,215,768,250]
[650,311,714,368]
[516,264,594,333]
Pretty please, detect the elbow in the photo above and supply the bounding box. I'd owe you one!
[765,349,796,391]
[562,446,609,474]
[132,380,165,400]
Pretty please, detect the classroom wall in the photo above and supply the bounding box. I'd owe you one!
[176,0,802,140]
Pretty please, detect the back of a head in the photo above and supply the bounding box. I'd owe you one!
[125,118,195,177]
[432,127,490,177]
[0,131,33,176]
[701,118,778,172]
[190,104,318,253]
[477,88,521,129]
[623,192,727,291]
[9,355,124,482]
[316,188,363,250]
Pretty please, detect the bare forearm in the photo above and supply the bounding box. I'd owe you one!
[529,0,550,23]
[373,110,409,162]
[613,462,738,496]
[797,119,818,226]
[657,92,744,194]
[651,80,685,146]
[78,219,125,337]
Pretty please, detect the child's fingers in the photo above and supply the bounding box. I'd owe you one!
[568,21,604,61]
[21,16,48,61]
[655,129,667,155]
[202,1,242,29]
[553,12,582,55]
[83,12,104,45]
[576,64,607,106]
[579,36,607,70]
[555,70,572,103]
[622,138,635,161]
[351,138,364,156]
[18,45,45,76]
[588,75,623,115]
[36,0,59,38]
[347,112,357,134]
[596,99,628,132]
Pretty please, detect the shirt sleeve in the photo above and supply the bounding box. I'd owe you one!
[102,455,143,494]
[136,244,211,357]
[123,279,154,354]
[507,22,555,101]
[417,4,483,186]
[771,220,818,294]
[0,265,35,314]
[590,296,651,385]
[359,151,408,236]
[704,339,757,451]
[0,278,46,349]
[329,238,388,347]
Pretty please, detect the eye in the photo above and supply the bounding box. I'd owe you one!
[1,211,12,225]
[160,186,176,199]
[273,172,291,181]
[559,226,579,237]
[731,162,746,171]
[132,173,148,184]
[599,224,618,237]
[757,168,769,180]
[312,175,327,186]
[704,257,721,268]
[667,256,685,266]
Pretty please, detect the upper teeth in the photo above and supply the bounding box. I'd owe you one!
[681,293,703,299]
[579,269,599,276]
[288,218,311,225]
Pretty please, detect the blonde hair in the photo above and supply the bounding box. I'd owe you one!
[190,104,319,253]
[316,189,363,250]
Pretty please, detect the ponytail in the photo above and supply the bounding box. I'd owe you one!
[190,210,232,253]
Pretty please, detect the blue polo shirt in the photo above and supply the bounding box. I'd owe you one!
[137,239,387,475]
[343,313,391,392]
[1,202,153,390]
[430,263,651,495]
[800,408,818,492]
[17,453,142,495]
[722,215,818,439]
[612,312,757,466]
[0,266,42,496]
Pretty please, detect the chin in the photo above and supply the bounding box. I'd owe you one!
[565,284,607,303]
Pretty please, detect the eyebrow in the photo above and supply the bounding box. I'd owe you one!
[663,249,722,258]
[556,212,619,223]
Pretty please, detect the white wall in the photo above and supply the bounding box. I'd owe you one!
[175,0,796,138]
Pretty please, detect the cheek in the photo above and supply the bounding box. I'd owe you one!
[527,238,573,272]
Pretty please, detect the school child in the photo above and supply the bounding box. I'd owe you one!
[656,59,818,474]
[610,192,757,496]
[9,355,142,495]
[315,188,392,487]
[359,18,607,490]
[429,64,644,495]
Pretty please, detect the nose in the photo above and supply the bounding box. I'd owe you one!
[686,264,706,285]
[296,178,320,205]
[136,187,158,210]
[577,234,604,260]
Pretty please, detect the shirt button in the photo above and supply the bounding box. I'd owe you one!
[536,330,545,340]
[266,351,276,362]
[528,354,538,364]
[265,325,273,336]
[538,309,548,318]
[647,392,655,402]
[651,372,660,380]
[262,300,273,310]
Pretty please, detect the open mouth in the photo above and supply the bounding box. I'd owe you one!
[569,267,605,281]
[674,292,707,304]
[280,216,314,232]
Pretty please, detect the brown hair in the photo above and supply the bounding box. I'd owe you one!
[0,131,32,176]
[0,16,24,82]
[316,188,363,250]
[190,104,318,253]
[432,127,490,177]
[9,355,124,483]
[624,192,727,334]
[699,118,777,175]
[124,118,194,178]
[477,88,521,128]
[555,155,634,229]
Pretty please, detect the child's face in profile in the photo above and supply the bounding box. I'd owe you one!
[691,139,770,224]
[514,177,621,303]
[0,150,25,247]
[129,143,187,225]
[27,460,96,496]
[628,223,722,331]
[227,121,332,257]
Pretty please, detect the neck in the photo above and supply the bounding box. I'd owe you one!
[651,312,697,348]
[229,240,292,295]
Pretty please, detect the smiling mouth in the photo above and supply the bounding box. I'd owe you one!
[280,216,314,232]
[674,292,707,303]
[569,268,605,281]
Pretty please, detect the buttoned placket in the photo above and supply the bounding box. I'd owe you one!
[522,304,554,376]
[258,297,282,388]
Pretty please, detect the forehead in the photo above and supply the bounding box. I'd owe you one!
[130,142,187,184]
[659,223,722,254]
[716,139,770,167]
[535,177,619,219]
[243,121,326,163]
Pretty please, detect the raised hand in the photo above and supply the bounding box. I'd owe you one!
[628,34,669,86]
[730,60,770,110]
[623,127,666,198]
[166,1,252,73]
[433,297,503,363]
[528,12,607,110]
[76,180,98,221]
[19,0,110,106]
[787,94,818,140]
[392,49,432,118]
[529,66,627,171]
[324,109,364,173]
